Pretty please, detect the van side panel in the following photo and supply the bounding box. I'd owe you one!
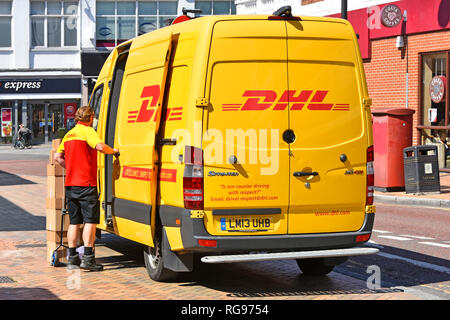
[286,20,367,234]
[110,35,173,246]
[202,19,290,236]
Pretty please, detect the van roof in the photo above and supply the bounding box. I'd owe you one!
[128,14,352,46]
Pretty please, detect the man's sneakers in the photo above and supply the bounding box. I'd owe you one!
[80,254,104,271]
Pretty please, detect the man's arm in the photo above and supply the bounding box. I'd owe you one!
[95,142,119,156]
[54,152,66,168]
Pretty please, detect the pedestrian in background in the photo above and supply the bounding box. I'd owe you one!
[54,106,119,271]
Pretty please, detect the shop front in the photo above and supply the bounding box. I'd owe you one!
[418,51,449,170]
[0,77,81,144]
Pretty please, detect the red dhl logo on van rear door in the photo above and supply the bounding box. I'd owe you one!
[127,85,183,123]
[222,90,350,111]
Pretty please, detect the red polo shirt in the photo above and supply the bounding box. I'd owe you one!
[57,122,102,187]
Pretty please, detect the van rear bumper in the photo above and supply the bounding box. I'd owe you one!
[159,206,375,253]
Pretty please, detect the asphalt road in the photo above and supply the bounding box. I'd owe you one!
[333,203,450,299]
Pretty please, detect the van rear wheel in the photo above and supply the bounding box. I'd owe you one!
[143,231,176,282]
[296,258,334,276]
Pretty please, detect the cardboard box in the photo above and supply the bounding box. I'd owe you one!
[47,163,65,177]
[49,150,56,165]
[47,230,68,244]
[47,176,65,199]
[46,209,70,231]
[52,138,63,151]
[46,197,65,210]
[46,228,84,246]
[46,241,68,264]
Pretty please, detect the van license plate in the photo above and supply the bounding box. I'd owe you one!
[220,217,273,232]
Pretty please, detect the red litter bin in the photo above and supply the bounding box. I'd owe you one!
[371,108,415,191]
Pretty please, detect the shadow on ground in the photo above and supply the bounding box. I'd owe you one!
[0,171,36,186]
[0,287,59,300]
[0,195,45,231]
[98,232,448,298]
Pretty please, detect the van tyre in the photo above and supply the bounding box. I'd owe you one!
[143,231,176,282]
[296,258,334,276]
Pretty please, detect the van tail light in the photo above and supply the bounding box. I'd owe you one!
[366,145,374,205]
[183,146,204,210]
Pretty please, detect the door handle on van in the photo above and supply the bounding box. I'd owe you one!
[293,171,318,177]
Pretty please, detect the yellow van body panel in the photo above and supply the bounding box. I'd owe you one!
[202,19,290,236]
[285,19,367,233]
[92,15,374,253]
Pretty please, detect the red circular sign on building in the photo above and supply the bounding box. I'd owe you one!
[381,4,402,28]
[430,76,446,104]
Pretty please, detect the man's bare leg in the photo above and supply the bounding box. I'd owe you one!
[82,223,97,248]
[67,224,82,269]
[68,224,81,249]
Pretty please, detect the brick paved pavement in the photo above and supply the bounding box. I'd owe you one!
[0,156,435,301]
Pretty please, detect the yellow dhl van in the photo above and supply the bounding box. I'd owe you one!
[90,8,378,281]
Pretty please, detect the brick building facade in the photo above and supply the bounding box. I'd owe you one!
[364,29,450,145]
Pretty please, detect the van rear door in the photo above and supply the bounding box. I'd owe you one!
[202,19,289,236]
[286,19,368,234]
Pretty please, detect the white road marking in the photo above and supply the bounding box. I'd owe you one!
[418,242,450,248]
[372,229,392,234]
[399,235,435,240]
[378,235,413,241]
[377,252,450,274]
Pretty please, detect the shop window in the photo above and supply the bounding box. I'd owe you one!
[0,0,12,47]
[195,0,236,15]
[420,52,449,169]
[31,1,79,47]
[96,0,178,47]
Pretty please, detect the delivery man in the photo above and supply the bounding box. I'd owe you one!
[54,106,119,271]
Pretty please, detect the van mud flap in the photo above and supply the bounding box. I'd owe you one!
[200,247,379,264]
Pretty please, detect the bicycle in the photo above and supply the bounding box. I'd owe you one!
[12,133,32,149]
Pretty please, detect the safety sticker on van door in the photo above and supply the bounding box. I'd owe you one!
[221,90,350,112]
[127,85,183,123]
[122,166,177,182]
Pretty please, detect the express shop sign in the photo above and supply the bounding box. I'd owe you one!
[0,78,81,94]
[0,80,42,91]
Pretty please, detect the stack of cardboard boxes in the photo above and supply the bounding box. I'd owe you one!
[46,138,69,264]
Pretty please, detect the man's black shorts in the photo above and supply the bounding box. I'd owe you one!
[66,186,100,224]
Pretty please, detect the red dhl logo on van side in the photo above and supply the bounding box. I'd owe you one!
[222,90,350,111]
[127,85,183,123]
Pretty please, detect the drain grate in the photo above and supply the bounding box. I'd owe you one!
[0,276,15,283]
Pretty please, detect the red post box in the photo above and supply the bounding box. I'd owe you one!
[371,108,415,191]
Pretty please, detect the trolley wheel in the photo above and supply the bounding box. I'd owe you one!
[296,258,335,276]
[51,251,59,267]
[143,229,176,282]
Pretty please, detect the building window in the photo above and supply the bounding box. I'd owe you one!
[30,1,79,48]
[195,0,236,15]
[96,0,178,48]
[0,0,12,47]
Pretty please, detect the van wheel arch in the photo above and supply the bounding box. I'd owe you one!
[143,225,177,282]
